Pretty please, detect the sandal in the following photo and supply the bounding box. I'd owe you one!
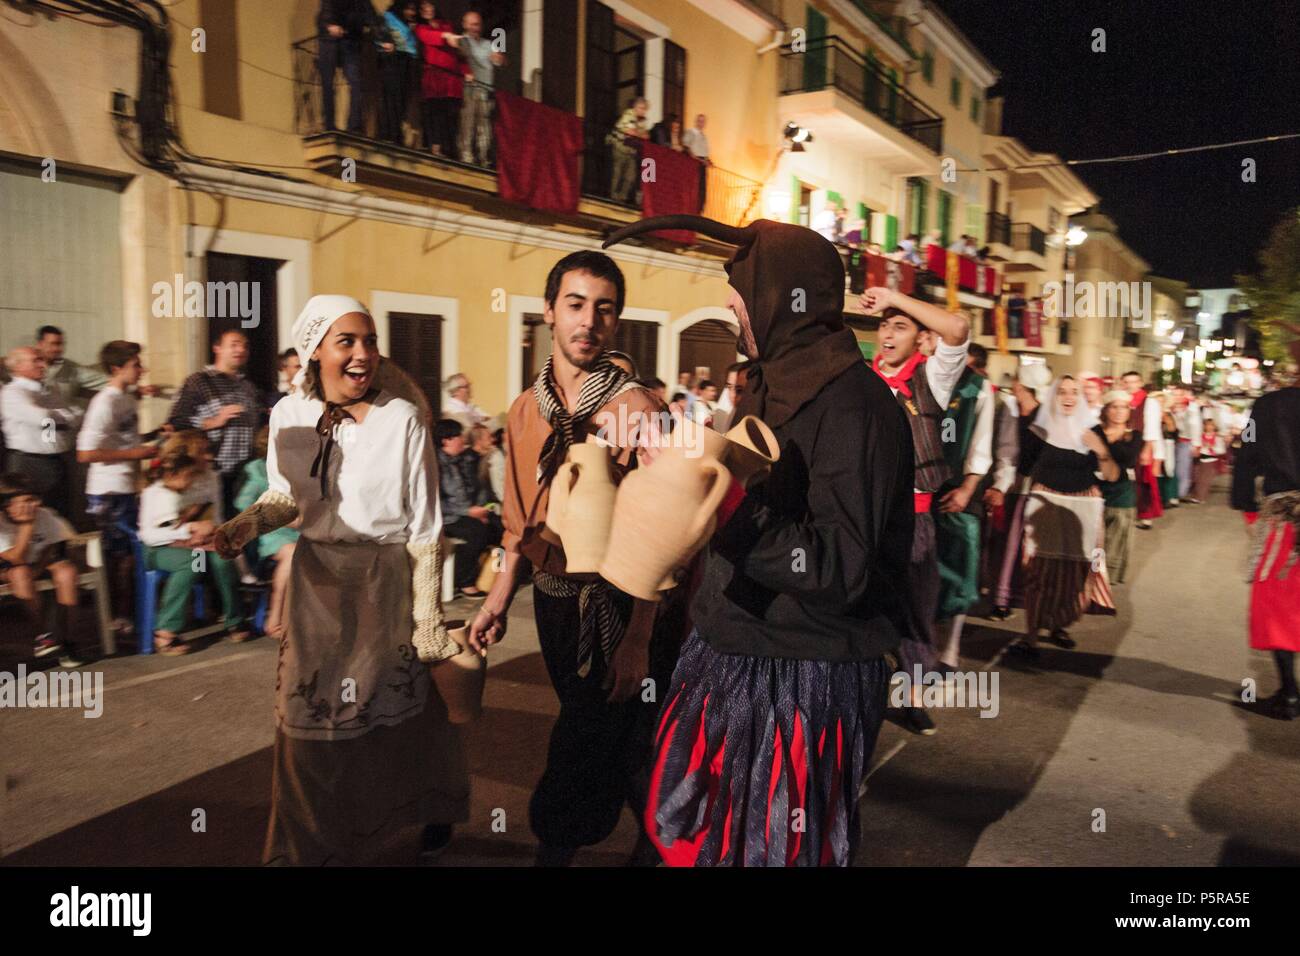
[155,632,193,656]
[226,629,254,643]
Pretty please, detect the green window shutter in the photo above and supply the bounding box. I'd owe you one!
[790,174,801,225]
[937,189,951,247]
[966,203,984,244]
[970,96,981,122]
[913,178,928,237]
[803,6,828,91]
[950,74,961,107]
[921,51,933,84]
[884,213,898,251]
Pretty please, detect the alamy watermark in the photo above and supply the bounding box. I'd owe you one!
[1042,273,1151,327]
[151,274,260,328]
[0,665,103,718]
[890,664,1000,718]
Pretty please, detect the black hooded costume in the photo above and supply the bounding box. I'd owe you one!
[603,216,915,866]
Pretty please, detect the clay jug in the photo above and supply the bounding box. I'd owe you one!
[546,440,618,574]
[430,621,486,724]
[722,415,780,486]
[599,447,730,601]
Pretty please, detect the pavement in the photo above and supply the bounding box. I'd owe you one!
[2,477,1297,866]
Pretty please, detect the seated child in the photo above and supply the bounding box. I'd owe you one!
[234,426,299,638]
[138,432,250,654]
[0,473,84,666]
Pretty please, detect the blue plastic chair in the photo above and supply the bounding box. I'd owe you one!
[120,522,207,655]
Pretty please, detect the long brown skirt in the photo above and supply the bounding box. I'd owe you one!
[263,693,469,865]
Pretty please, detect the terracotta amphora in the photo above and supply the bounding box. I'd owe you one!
[431,621,486,724]
[546,440,618,573]
[722,415,780,486]
[599,445,730,601]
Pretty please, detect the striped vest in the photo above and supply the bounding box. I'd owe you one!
[896,361,952,493]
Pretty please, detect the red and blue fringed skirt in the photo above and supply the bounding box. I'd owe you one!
[645,631,891,867]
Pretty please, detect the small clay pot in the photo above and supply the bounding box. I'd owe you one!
[547,442,618,573]
[723,415,780,485]
[430,620,485,724]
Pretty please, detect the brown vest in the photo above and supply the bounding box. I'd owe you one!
[895,361,952,493]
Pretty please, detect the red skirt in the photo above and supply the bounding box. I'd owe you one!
[1136,463,1164,520]
[1250,521,1300,652]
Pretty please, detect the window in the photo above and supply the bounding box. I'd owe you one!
[200,0,242,120]
[970,95,981,123]
[663,40,687,129]
[949,72,961,107]
[921,49,934,84]
[613,319,659,378]
[937,189,952,248]
[908,177,928,237]
[388,312,444,417]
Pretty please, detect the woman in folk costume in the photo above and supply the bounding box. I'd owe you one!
[215,295,467,864]
[1125,372,1165,529]
[1188,416,1227,503]
[1093,389,1145,585]
[990,363,1052,618]
[602,215,915,866]
[1231,333,1300,721]
[1009,375,1118,659]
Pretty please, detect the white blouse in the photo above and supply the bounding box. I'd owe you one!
[266,390,442,547]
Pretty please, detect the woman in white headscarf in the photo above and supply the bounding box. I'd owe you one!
[215,295,467,865]
[1010,375,1118,659]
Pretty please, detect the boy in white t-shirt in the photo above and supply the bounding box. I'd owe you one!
[77,341,159,630]
[0,473,83,665]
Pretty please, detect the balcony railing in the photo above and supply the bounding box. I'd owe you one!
[779,35,943,154]
[293,37,761,229]
[1011,222,1046,256]
[986,210,1011,246]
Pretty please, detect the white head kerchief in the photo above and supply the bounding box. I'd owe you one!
[291,295,370,387]
[1032,376,1099,454]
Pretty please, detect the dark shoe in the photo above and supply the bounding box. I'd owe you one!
[1048,629,1077,649]
[535,843,578,867]
[1261,692,1300,721]
[34,633,64,658]
[900,706,936,736]
[418,824,453,864]
[988,605,1012,621]
[1007,640,1040,662]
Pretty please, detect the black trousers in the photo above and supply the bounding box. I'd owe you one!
[443,514,502,589]
[529,586,684,849]
[318,36,364,133]
[378,53,418,143]
[6,450,70,518]
[421,97,460,153]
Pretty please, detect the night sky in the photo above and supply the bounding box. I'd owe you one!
[934,0,1300,289]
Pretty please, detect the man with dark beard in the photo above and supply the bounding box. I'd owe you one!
[467,250,677,866]
[602,215,914,866]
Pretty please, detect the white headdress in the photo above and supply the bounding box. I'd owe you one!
[291,295,370,386]
[1032,376,1099,454]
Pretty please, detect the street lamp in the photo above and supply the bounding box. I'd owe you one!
[1066,225,1087,246]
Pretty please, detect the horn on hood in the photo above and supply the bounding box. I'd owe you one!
[601,215,756,249]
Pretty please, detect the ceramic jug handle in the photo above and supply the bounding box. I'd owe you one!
[686,459,731,546]
[549,461,576,539]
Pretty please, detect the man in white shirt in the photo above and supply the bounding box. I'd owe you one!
[78,341,158,627]
[443,373,490,428]
[2,346,82,518]
[0,472,82,665]
[863,284,971,735]
[681,113,710,212]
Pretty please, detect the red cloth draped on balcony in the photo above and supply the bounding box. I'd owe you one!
[493,92,583,213]
[864,252,916,294]
[639,141,702,244]
[1023,299,1043,347]
[924,244,998,294]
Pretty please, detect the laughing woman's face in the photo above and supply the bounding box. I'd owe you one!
[314,312,379,403]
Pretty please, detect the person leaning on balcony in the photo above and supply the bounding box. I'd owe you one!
[317,0,393,135]
[377,1,422,146]
[607,97,649,204]
[446,10,505,167]
[415,0,466,157]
